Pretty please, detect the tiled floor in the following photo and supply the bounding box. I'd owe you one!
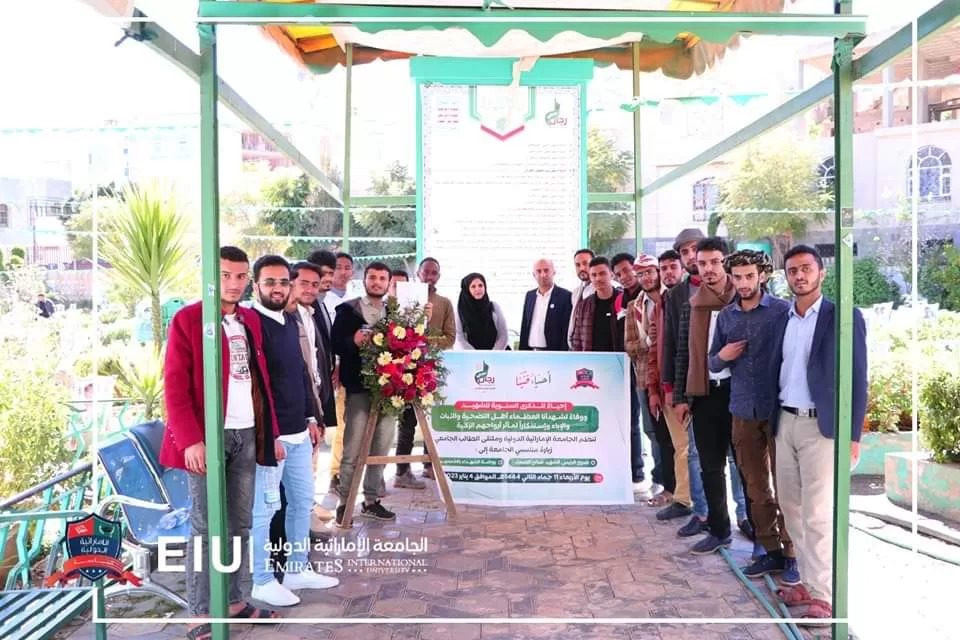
[64,478,804,640]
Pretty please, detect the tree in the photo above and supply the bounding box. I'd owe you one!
[99,183,190,353]
[62,183,124,263]
[260,168,344,258]
[718,141,829,266]
[921,244,960,311]
[221,163,292,258]
[586,129,633,255]
[352,161,417,268]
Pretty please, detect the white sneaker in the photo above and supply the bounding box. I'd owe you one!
[251,579,300,607]
[650,483,665,497]
[283,565,340,590]
[633,482,653,500]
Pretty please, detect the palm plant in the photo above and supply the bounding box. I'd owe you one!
[119,345,165,421]
[100,183,189,354]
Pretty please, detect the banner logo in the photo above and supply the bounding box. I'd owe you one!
[474,361,496,388]
[46,513,141,586]
[570,368,599,389]
[544,99,568,127]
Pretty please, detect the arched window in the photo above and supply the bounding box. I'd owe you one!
[816,156,835,192]
[692,177,719,223]
[907,145,952,199]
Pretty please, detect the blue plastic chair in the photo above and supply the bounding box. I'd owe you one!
[94,421,190,608]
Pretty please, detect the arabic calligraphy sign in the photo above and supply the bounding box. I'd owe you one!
[429,351,632,506]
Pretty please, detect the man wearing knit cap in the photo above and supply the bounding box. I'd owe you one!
[656,228,711,537]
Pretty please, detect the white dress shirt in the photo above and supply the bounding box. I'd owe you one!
[778,295,823,409]
[528,286,554,349]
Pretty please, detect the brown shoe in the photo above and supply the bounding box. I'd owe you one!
[394,471,426,490]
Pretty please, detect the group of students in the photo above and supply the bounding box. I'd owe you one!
[160,248,469,639]
[606,228,867,625]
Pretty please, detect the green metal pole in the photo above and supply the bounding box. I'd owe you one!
[631,42,643,255]
[94,579,106,640]
[831,1,855,638]
[199,23,230,640]
[342,42,353,252]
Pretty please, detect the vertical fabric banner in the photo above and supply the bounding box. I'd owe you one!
[429,351,632,506]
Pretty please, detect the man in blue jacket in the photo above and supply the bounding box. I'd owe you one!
[768,244,867,624]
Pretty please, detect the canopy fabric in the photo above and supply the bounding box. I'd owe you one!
[255,0,797,79]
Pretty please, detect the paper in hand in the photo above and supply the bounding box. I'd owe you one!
[395,281,429,312]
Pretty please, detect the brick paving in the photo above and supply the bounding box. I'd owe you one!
[64,475,801,640]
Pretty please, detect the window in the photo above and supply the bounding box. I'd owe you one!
[0,203,8,228]
[692,177,719,223]
[816,156,835,192]
[907,145,952,200]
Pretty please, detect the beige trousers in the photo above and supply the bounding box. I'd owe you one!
[775,410,835,602]
[663,403,692,507]
[328,387,347,475]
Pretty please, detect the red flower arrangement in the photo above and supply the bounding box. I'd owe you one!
[359,297,447,415]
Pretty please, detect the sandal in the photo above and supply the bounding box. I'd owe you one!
[776,584,814,606]
[796,599,832,625]
[186,623,212,640]
[231,603,279,619]
[646,493,671,507]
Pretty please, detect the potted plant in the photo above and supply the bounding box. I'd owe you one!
[858,357,915,475]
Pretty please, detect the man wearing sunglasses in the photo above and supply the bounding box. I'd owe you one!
[249,255,338,608]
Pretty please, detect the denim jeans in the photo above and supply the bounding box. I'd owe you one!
[628,368,645,483]
[687,422,709,518]
[639,389,662,486]
[185,428,256,615]
[339,393,397,503]
[250,435,314,585]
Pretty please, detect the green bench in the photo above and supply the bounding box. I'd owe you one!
[0,587,92,640]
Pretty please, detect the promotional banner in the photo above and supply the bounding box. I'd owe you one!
[429,351,631,506]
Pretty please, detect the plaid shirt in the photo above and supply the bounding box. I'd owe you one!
[570,290,623,352]
[673,299,694,404]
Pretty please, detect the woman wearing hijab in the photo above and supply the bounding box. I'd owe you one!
[455,272,509,350]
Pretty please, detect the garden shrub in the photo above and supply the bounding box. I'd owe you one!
[920,371,960,464]
[822,257,900,307]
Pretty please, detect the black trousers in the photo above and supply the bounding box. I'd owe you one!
[395,404,431,475]
[692,382,738,539]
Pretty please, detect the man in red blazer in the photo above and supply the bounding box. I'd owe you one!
[160,246,286,637]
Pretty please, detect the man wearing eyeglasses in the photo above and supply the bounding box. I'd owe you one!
[249,255,338,608]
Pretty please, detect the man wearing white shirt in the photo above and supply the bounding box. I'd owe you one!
[249,255,338,607]
[519,258,572,351]
[567,248,596,349]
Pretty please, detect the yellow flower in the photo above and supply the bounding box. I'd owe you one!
[415,324,426,335]
[402,373,414,385]
[373,333,384,346]
[390,396,404,409]
[392,326,407,339]
[378,374,390,386]
[410,348,422,361]
[377,352,393,366]
[421,392,435,407]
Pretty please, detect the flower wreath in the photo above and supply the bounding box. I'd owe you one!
[359,297,448,416]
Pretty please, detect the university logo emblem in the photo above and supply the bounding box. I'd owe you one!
[46,513,141,586]
[474,361,496,386]
[570,368,599,389]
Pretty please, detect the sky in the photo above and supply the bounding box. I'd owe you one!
[0,1,944,132]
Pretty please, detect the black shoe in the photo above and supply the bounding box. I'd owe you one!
[742,552,786,579]
[656,502,693,521]
[329,474,340,494]
[359,500,396,521]
[335,504,346,526]
[677,515,707,538]
[738,519,756,541]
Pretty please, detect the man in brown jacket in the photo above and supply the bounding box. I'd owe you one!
[416,257,455,480]
[624,254,674,506]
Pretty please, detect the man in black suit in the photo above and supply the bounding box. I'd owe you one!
[519,258,572,351]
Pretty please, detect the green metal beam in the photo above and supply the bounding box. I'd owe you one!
[342,42,353,253]
[136,11,342,205]
[643,0,960,197]
[347,193,635,206]
[198,23,230,640]
[196,2,866,43]
[631,41,643,255]
[831,3,855,638]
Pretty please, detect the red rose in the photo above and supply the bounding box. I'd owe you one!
[425,380,437,392]
[383,383,395,397]
[403,386,417,401]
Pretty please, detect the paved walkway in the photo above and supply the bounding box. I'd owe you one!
[64,478,794,640]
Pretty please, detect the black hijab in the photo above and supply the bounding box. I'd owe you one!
[458,272,498,350]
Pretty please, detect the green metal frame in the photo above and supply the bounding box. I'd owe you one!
[173,3,960,640]
[198,23,230,640]
[343,43,354,251]
[196,2,867,43]
[631,41,643,254]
